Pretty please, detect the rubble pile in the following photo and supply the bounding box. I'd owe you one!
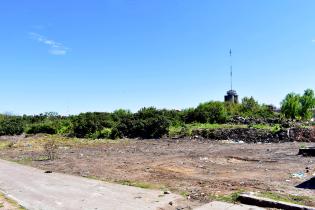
[192,127,315,143]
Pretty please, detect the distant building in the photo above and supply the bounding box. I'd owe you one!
[224,89,239,103]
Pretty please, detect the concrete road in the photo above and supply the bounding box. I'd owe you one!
[0,159,181,210]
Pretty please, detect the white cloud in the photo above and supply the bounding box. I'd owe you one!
[29,32,69,55]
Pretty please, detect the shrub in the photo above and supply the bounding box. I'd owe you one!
[26,123,57,134]
[195,101,228,123]
[116,107,170,139]
[241,97,260,115]
[56,119,73,134]
[70,112,114,138]
[168,125,190,137]
[89,128,112,139]
[0,117,24,136]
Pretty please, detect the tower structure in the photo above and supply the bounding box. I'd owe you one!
[224,49,239,103]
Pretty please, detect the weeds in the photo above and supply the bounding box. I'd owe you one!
[43,139,58,160]
[259,191,314,206]
[0,193,26,210]
[251,124,281,133]
[116,180,164,190]
[209,190,244,203]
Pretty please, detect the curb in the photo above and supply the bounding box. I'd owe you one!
[238,194,315,210]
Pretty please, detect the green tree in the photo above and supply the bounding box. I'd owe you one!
[241,97,260,115]
[281,93,301,120]
[281,89,315,120]
[299,89,315,120]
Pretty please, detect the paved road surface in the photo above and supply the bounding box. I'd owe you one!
[0,159,181,210]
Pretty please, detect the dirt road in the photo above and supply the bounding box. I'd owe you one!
[0,159,181,210]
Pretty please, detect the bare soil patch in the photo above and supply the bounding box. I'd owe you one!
[0,135,314,206]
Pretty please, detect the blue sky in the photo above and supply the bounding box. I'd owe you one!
[0,0,314,115]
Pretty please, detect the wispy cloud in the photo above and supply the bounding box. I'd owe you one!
[312,39,315,43]
[29,32,69,55]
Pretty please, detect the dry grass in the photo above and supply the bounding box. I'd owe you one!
[0,193,25,210]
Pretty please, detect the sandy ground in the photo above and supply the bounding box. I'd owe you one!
[0,136,314,206]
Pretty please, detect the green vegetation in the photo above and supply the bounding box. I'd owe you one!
[281,89,315,120]
[169,123,247,137]
[116,180,164,189]
[179,191,190,198]
[0,89,312,139]
[259,191,314,206]
[250,124,281,133]
[209,191,244,203]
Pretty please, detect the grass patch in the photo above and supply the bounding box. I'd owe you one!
[169,123,248,137]
[0,141,14,150]
[116,180,164,190]
[250,124,281,133]
[214,191,244,203]
[208,190,244,203]
[180,191,190,198]
[259,191,314,206]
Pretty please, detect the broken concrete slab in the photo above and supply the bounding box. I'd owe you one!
[238,194,315,210]
[194,201,265,210]
[296,177,315,190]
[299,147,315,156]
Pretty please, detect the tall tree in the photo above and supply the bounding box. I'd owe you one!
[299,89,315,120]
[281,93,301,120]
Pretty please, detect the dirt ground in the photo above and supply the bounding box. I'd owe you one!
[0,135,314,206]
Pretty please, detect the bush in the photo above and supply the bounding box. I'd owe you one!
[70,112,114,138]
[26,123,57,134]
[0,117,24,136]
[168,125,190,137]
[56,119,73,134]
[89,128,112,139]
[116,107,170,139]
[195,101,228,123]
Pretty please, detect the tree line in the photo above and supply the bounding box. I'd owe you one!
[0,89,314,139]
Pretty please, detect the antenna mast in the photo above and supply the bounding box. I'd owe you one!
[229,49,233,90]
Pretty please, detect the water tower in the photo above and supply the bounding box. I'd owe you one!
[224,49,239,103]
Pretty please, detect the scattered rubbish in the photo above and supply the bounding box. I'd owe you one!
[199,157,208,161]
[292,172,306,179]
